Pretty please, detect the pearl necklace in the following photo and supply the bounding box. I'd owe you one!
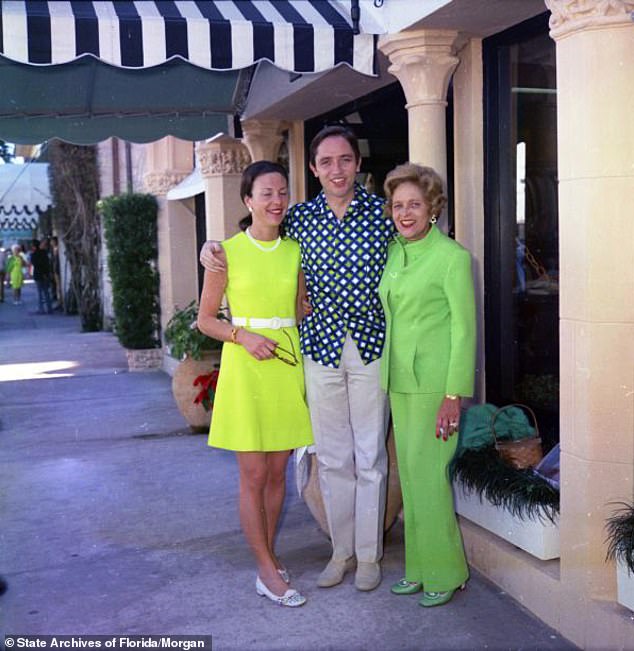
[245,227,281,252]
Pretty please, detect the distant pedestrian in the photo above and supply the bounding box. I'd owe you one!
[0,243,7,302]
[50,236,63,310]
[6,244,26,304]
[31,238,53,314]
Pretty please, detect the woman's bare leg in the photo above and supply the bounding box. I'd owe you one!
[236,451,288,595]
[264,450,291,569]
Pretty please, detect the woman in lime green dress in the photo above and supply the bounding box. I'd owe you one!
[198,161,313,608]
[6,245,26,304]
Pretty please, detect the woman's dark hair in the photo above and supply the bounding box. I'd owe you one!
[309,125,360,167]
[238,160,289,232]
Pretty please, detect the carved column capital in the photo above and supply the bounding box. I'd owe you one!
[143,171,190,196]
[379,30,460,108]
[545,0,634,40]
[241,119,289,162]
[196,137,251,178]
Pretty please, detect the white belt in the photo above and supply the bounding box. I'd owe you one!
[232,316,296,330]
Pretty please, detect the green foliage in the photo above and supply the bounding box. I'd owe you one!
[101,193,160,350]
[164,301,225,360]
[606,502,634,574]
[451,447,559,524]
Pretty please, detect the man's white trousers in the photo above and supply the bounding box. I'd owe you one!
[304,334,389,563]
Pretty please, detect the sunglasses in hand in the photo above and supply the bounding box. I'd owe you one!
[272,330,298,366]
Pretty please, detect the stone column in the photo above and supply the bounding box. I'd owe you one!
[240,119,288,163]
[545,0,634,644]
[379,30,459,183]
[451,37,486,400]
[143,137,197,331]
[286,120,306,204]
[196,135,251,241]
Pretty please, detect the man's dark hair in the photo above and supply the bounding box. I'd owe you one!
[309,125,360,167]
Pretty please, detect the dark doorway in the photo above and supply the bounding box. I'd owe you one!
[195,192,206,298]
[304,83,409,200]
[484,13,559,450]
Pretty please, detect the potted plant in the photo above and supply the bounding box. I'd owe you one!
[606,502,634,612]
[101,193,161,371]
[164,301,226,432]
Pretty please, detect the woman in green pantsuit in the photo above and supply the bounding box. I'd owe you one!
[378,163,476,608]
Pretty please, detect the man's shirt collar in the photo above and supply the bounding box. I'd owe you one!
[315,183,376,217]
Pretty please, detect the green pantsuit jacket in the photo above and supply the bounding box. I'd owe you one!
[378,225,476,591]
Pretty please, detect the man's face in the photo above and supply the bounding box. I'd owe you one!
[310,136,360,203]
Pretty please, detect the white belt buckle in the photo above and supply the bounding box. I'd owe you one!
[269,317,282,329]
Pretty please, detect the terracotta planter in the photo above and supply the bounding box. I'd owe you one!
[171,351,221,433]
[301,423,402,534]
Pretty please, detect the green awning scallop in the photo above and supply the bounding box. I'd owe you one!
[0,55,242,144]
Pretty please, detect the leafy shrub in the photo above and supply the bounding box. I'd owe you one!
[101,193,160,350]
[606,502,634,574]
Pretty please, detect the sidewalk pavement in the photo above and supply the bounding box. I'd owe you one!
[0,281,577,651]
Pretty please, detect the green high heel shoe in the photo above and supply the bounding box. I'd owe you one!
[390,578,422,595]
[419,584,465,608]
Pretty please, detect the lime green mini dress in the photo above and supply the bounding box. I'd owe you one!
[208,231,314,452]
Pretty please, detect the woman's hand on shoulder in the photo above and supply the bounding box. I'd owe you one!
[200,240,227,273]
[237,329,279,361]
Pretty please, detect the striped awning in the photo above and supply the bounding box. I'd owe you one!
[0,162,51,220]
[0,1,379,75]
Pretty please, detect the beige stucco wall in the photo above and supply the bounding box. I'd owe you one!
[143,137,198,333]
[451,37,486,403]
[98,139,146,197]
[551,6,634,647]
[287,120,306,204]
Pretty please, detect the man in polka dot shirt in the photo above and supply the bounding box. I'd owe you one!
[286,126,394,592]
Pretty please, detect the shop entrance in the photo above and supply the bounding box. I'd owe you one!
[484,13,559,450]
[304,83,409,201]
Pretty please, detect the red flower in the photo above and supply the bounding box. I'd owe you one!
[193,369,220,412]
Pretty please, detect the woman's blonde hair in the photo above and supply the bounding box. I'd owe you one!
[383,163,447,219]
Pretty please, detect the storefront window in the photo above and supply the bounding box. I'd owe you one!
[484,14,559,449]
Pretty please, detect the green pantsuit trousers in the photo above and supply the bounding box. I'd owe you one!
[390,391,469,592]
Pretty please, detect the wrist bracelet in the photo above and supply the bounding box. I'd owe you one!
[230,326,241,344]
